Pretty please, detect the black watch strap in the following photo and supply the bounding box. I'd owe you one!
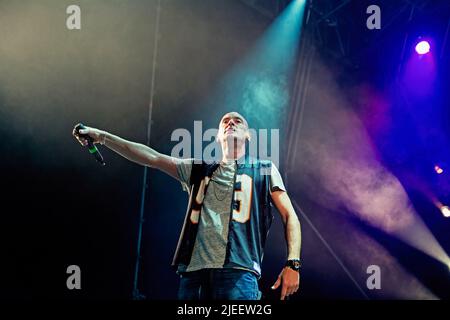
[285,259,301,271]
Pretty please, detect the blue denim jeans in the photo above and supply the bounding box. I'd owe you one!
[178,268,261,300]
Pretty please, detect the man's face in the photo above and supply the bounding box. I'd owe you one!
[217,112,250,145]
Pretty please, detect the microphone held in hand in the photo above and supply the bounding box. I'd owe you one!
[75,123,106,166]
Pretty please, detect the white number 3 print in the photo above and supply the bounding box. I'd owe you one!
[232,174,253,223]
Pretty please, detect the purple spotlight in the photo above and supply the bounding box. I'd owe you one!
[415,40,430,54]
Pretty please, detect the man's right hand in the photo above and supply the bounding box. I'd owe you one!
[72,123,105,146]
[71,123,179,179]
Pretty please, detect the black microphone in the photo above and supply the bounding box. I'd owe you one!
[75,123,106,166]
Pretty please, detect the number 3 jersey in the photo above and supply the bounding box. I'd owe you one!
[172,156,286,278]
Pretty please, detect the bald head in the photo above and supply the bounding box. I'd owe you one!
[219,112,248,128]
[217,111,250,144]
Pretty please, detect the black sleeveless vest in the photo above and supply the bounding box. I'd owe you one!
[172,156,273,277]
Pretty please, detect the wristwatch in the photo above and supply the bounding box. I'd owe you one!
[285,259,301,272]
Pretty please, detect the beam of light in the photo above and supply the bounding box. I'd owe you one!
[395,215,450,267]
[292,63,450,277]
[205,0,307,130]
[415,40,431,55]
[403,39,436,99]
[291,197,438,299]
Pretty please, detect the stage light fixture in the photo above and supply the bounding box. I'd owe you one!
[415,40,430,55]
[434,165,444,174]
[440,205,450,218]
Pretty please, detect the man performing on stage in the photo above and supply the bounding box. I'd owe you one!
[73,111,301,300]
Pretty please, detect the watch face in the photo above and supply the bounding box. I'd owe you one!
[287,260,300,270]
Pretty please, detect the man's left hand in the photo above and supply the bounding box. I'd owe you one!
[271,266,300,300]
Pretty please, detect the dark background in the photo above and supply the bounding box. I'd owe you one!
[0,0,449,300]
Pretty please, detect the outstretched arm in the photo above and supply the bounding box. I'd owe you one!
[72,124,179,179]
[270,190,302,300]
